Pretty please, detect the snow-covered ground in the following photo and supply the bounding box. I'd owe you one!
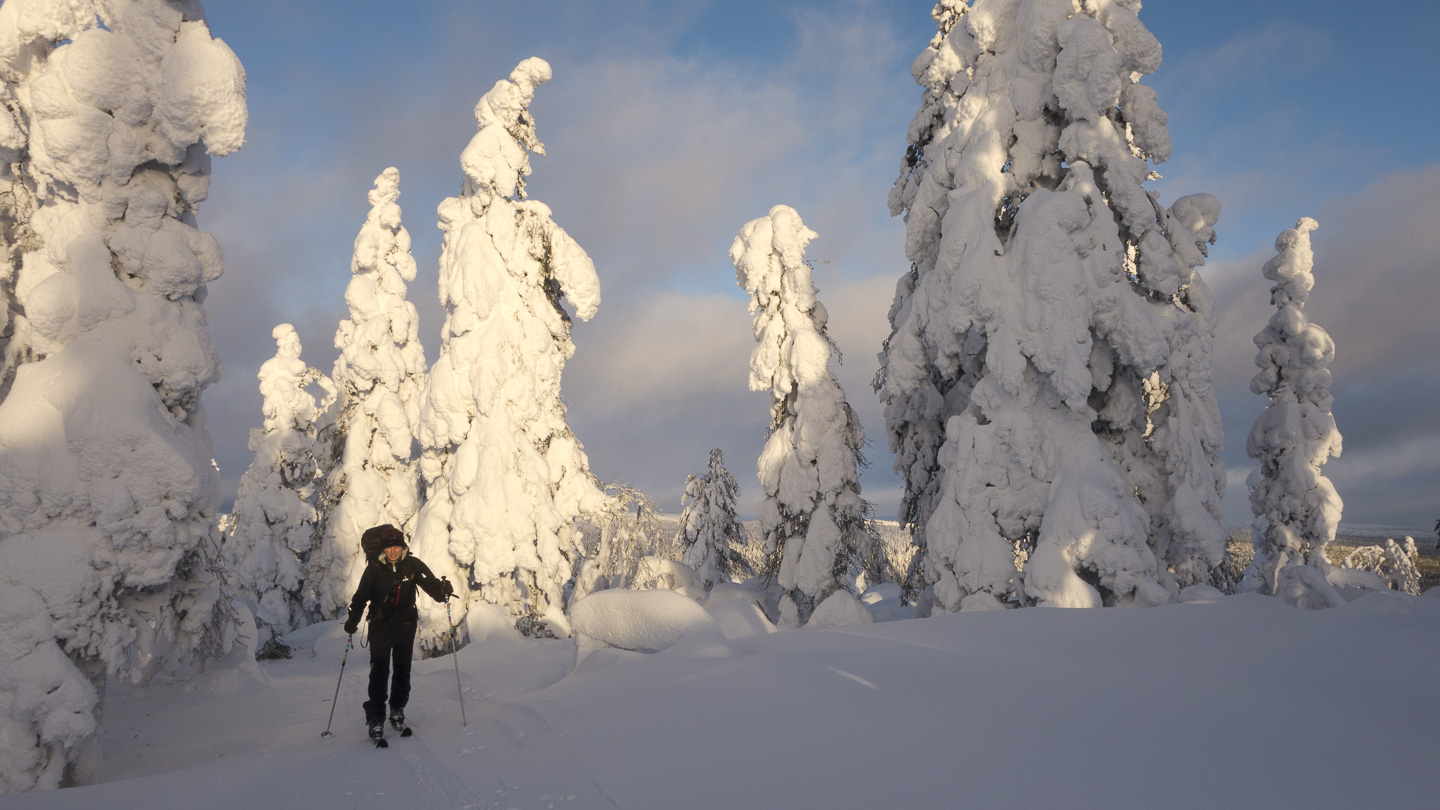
[8,588,1439,810]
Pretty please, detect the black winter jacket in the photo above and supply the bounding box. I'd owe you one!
[347,553,448,627]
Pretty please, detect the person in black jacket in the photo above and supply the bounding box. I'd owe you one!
[344,525,452,739]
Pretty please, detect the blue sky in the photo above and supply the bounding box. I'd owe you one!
[197,0,1440,529]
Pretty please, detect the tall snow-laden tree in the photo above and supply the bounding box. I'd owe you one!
[1,70,37,402]
[223,325,336,654]
[0,0,245,792]
[734,205,871,626]
[678,448,749,591]
[412,58,604,643]
[876,0,1226,612]
[1241,218,1346,609]
[310,168,426,621]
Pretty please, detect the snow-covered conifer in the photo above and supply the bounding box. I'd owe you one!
[0,0,245,791]
[310,168,425,621]
[1242,218,1346,609]
[876,0,1226,611]
[734,205,871,626]
[412,58,604,643]
[223,325,335,652]
[678,449,749,591]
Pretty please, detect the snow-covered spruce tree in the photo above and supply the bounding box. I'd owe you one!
[412,58,604,643]
[222,325,336,654]
[0,0,245,791]
[309,168,425,622]
[734,205,871,626]
[678,449,750,591]
[875,0,1226,611]
[1241,218,1346,609]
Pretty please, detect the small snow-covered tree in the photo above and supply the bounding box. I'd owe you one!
[310,168,425,621]
[876,0,1226,612]
[1242,218,1346,609]
[734,204,871,626]
[0,0,245,792]
[678,449,750,590]
[412,58,604,643]
[223,325,335,654]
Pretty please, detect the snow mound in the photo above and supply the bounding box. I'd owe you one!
[860,583,902,605]
[569,589,732,667]
[633,556,704,602]
[805,590,875,629]
[1178,585,1225,604]
[464,602,523,645]
[860,583,915,622]
[704,598,776,640]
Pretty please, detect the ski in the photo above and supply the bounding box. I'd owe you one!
[373,737,389,749]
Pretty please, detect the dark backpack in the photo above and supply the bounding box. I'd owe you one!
[360,524,405,564]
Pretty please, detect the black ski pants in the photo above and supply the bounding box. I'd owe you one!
[364,620,417,724]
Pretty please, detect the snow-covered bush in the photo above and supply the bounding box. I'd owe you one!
[412,58,604,644]
[310,167,426,621]
[1340,538,1421,596]
[733,204,872,626]
[0,0,245,791]
[677,449,751,590]
[875,0,1226,611]
[576,483,667,599]
[1242,219,1346,609]
[223,325,335,654]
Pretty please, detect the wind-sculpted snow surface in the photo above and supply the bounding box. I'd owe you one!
[223,326,335,651]
[876,0,1226,611]
[1242,218,1347,609]
[734,205,871,626]
[311,168,426,621]
[413,58,604,645]
[3,592,1438,809]
[0,0,246,792]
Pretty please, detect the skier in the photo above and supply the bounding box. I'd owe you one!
[344,524,453,743]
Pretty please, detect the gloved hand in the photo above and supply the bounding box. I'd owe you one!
[344,618,358,635]
[440,578,455,598]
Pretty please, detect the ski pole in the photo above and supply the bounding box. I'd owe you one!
[320,634,353,738]
[443,580,467,727]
